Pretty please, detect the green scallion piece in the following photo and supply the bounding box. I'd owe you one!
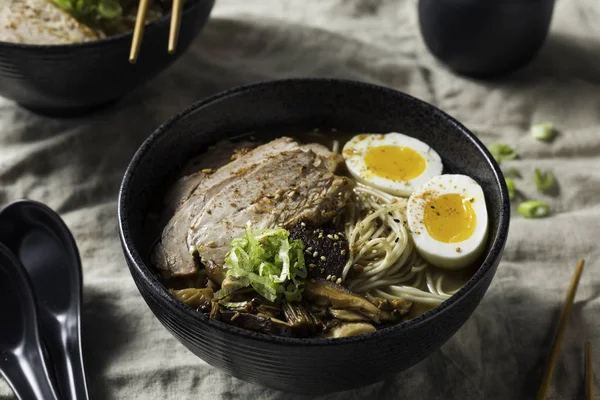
[531,122,555,142]
[505,178,516,200]
[51,0,123,21]
[489,143,518,162]
[508,167,521,178]
[215,223,307,302]
[97,0,123,19]
[533,168,555,192]
[518,200,550,218]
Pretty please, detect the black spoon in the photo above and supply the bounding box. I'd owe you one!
[0,242,60,400]
[0,200,89,400]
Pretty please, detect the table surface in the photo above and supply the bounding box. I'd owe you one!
[1,0,599,399]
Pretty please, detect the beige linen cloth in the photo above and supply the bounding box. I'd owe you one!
[1,0,599,398]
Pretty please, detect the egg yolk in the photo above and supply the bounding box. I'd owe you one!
[364,146,426,181]
[423,194,476,243]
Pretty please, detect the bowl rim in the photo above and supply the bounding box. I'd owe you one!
[118,77,510,346]
[0,0,211,50]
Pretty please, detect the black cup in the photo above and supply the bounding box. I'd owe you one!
[418,0,555,78]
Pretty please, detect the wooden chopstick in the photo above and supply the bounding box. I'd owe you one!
[586,341,593,400]
[129,0,151,64]
[536,259,585,400]
[168,0,184,54]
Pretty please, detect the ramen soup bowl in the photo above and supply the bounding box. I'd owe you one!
[118,78,510,393]
[0,0,214,116]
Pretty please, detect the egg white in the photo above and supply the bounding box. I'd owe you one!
[342,132,443,197]
[407,174,489,270]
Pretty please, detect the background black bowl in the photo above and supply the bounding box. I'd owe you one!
[418,0,555,78]
[118,79,510,394]
[0,0,214,117]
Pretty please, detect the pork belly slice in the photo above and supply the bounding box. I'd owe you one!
[153,138,353,279]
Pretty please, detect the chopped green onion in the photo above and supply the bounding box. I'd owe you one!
[489,143,518,162]
[508,167,521,178]
[518,200,550,218]
[217,223,306,302]
[97,0,122,19]
[505,178,516,200]
[531,122,555,142]
[51,0,123,21]
[533,169,555,192]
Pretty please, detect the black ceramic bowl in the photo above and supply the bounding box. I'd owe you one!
[418,0,555,78]
[0,0,214,116]
[118,79,510,393]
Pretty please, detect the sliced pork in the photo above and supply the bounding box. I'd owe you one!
[0,0,100,44]
[153,138,354,278]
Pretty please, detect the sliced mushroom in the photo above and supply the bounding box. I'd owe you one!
[325,323,376,338]
[214,274,249,299]
[162,267,208,290]
[205,259,227,286]
[223,275,247,290]
[206,279,220,291]
[256,304,283,319]
[328,308,370,322]
[282,302,320,337]
[218,299,260,313]
[218,291,283,318]
[367,296,412,322]
[219,310,294,337]
[303,280,381,323]
[209,301,220,319]
[170,288,213,310]
[379,310,399,323]
[369,296,412,315]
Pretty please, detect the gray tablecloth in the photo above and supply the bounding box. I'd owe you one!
[1,0,599,399]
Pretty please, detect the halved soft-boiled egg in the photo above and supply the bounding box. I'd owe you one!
[407,174,488,270]
[342,132,443,197]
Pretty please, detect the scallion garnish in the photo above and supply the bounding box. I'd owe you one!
[489,143,518,162]
[505,178,516,200]
[215,223,307,302]
[533,169,555,192]
[508,167,521,178]
[518,200,550,218]
[531,122,555,142]
[51,0,123,20]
